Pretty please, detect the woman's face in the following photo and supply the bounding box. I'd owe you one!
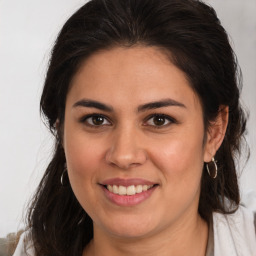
[63,46,211,239]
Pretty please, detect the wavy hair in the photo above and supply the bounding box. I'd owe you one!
[27,0,247,255]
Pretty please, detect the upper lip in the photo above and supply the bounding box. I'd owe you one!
[100,178,157,186]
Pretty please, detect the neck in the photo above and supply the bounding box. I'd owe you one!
[83,214,209,256]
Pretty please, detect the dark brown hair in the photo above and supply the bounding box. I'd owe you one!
[27,0,247,255]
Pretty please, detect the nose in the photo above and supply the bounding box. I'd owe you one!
[105,126,147,169]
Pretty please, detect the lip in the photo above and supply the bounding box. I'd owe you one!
[101,178,156,186]
[100,178,158,206]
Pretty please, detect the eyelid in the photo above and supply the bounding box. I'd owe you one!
[143,113,177,127]
[79,113,112,126]
[79,113,177,129]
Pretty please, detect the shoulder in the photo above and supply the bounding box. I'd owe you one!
[212,191,256,256]
[12,230,35,256]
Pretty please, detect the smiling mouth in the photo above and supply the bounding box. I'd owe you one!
[103,184,157,196]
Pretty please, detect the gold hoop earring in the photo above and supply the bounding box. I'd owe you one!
[206,157,218,179]
[61,163,69,186]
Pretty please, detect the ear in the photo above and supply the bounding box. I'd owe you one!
[55,119,64,148]
[203,106,229,162]
[54,119,60,130]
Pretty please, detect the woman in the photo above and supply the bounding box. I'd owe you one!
[13,0,256,255]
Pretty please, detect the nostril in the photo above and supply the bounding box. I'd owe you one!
[105,144,147,170]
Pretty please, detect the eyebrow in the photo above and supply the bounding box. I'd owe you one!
[137,98,186,112]
[73,98,186,112]
[73,99,113,112]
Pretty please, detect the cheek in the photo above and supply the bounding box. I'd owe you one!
[64,129,103,176]
[64,137,106,219]
[149,128,205,189]
[149,133,205,217]
[152,137,204,171]
[63,129,105,201]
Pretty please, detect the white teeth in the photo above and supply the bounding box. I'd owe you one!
[106,184,154,195]
[127,185,136,195]
[136,185,143,193]
[113,185,118,194]
[107,185,113,192]
[119,185,127,195]
[142,185,148,191]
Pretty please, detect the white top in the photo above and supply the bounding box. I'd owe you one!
[13,192,256,256]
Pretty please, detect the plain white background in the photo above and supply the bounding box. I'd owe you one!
[0,0,255,237]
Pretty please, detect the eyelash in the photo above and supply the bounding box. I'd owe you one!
[79,113,177,129]
[143,114,177,129]
[79,114,111,128]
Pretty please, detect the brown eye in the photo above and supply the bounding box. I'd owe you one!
[92,116,105,125]
[145,114,175,127]
[83,114,111,126]
[153,116,166,126]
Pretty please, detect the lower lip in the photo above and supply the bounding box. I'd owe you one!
[101,185,157,206]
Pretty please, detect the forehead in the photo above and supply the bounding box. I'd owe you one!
[67,46,201,112]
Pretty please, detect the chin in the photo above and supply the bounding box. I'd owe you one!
[99,214,158,239]
[108,226,153,239]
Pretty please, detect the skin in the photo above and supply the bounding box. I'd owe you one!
[63,46,228,256]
